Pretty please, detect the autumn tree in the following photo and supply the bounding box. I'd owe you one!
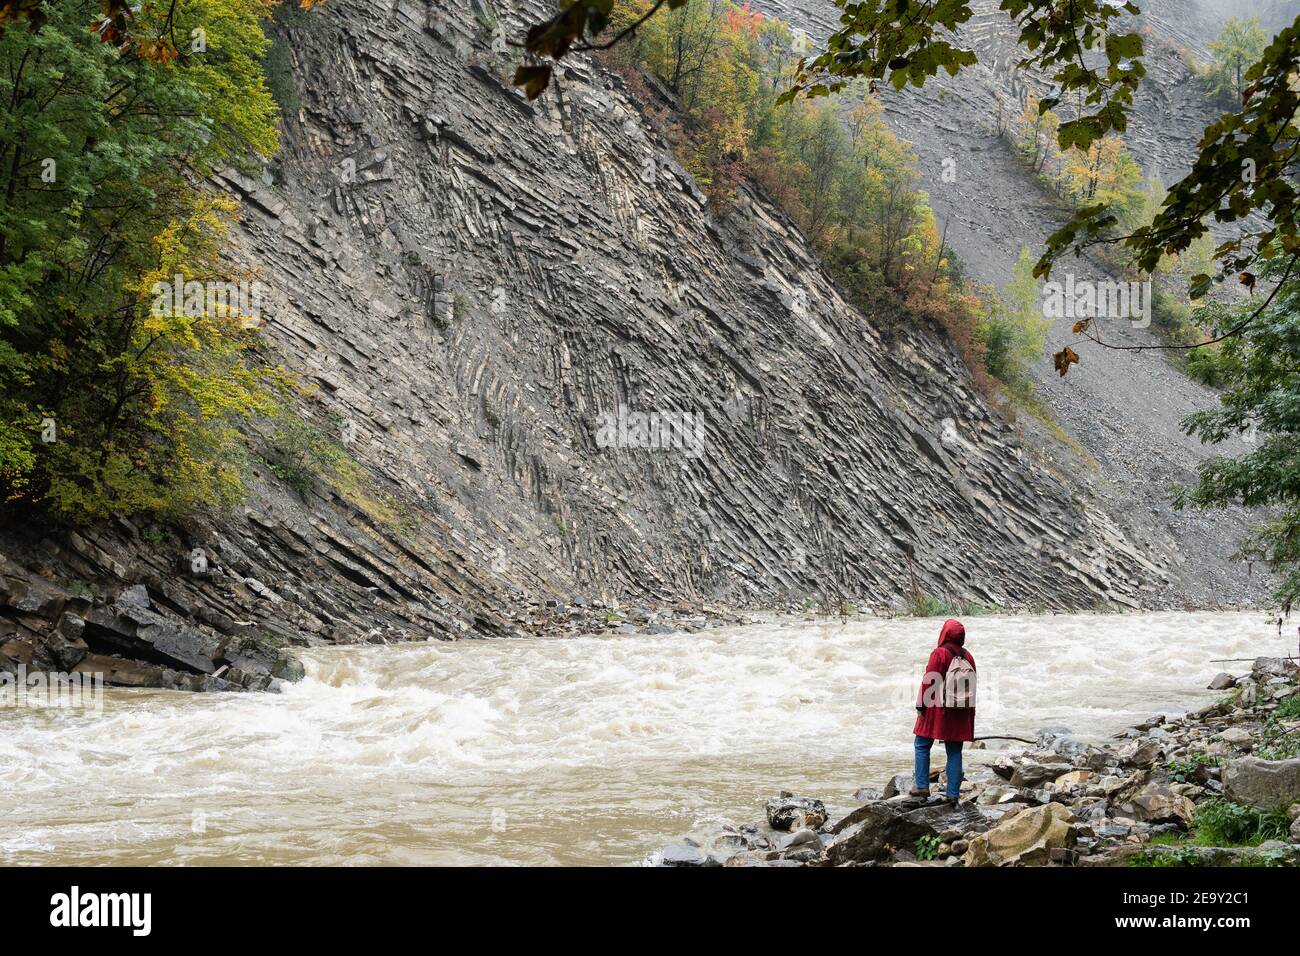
[1059,134,1142,216]
[0,0,286,519]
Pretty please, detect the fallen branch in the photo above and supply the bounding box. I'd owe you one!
[973,735,1036,744]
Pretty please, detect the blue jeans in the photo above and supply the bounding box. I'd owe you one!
[914,735,963,799]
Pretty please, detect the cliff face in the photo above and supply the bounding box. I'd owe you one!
[1,0,1206,690]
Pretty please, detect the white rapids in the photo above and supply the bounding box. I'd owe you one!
[0,611,1287,865]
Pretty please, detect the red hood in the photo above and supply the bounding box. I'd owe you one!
[938,618,965,648]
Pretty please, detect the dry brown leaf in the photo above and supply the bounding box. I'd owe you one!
[1053,347,1079,377]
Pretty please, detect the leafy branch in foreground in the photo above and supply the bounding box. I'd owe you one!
[518,0,1145,156]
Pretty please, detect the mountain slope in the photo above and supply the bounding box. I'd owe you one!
[759,0,1268,607]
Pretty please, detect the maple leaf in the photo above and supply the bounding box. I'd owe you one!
[1053,347,1080,377]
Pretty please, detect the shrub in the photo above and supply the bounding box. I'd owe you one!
[1165,752,1216,783]
[1193,798,1291,846]
[909,592,951,617]
[914,834,942,861]
[1275,694,1300,720]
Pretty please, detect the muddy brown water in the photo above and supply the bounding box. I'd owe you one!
[0,611,1284,865]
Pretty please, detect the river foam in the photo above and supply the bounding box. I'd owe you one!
[0,611,1286,864]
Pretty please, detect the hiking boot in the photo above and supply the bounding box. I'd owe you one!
[908,788,931,798]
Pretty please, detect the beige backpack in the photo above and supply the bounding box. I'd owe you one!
[943,650,976,709]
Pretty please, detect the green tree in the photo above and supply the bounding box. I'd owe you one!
[1205,16,1269,104]
[0,0,285,519]
[1177,250,1300,604]
[977,248,1049,392]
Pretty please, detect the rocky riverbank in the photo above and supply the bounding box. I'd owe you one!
[0,545,750,693]
[652,656,1300,867]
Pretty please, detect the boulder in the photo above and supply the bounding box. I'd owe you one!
[990,756,1017,780]
[1010,761,1071,789]
[776,828,825,863]
[827,803,929,865]
[882,772,918,799]
[1121,740,1162,768]
[962,802,1077,867]
[1208,672,1236,690]
[1037,729,1087,757]
[1053,770,1092,791]
[827,799,986,865]
[765,795,827,832]
[1129,784,1196,826]
[1253,657,1296,680]
[658,843,713,867]
[1213,726,1254,749]
[1222,757,1300,808]
[904,800,988,838]
[778,827,822,850]
[977,785,1035,806]
[1291,816,1300,844]
[1077,748,1112,772]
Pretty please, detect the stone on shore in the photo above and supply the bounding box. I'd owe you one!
[1221,757,1300,808]
[1128,783,1196,826]
[765,795,827,832]
[1010,760,1072,789]
[963,803,1076,867]
[827,798,985,865]
[882,772,918,799]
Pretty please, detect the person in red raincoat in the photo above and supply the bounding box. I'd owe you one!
[911,618,975,802]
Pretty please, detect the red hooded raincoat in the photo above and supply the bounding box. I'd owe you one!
[913,618,976,742]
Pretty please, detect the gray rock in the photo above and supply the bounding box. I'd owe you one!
[657,843,711,867]
[827,798,986,865]
[1208,672,1236,690]
[765,795,827,832]
[1222,757,1300,808]
[117,584,151,608]
[827,803,933,865]
[1010,761,1071,789]
[1121,740,1162,768]
[1214,726,1254,748]
[774,827,824,861]
[883,772,921,799]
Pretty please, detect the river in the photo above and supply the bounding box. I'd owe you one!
[0,611,1287,865]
